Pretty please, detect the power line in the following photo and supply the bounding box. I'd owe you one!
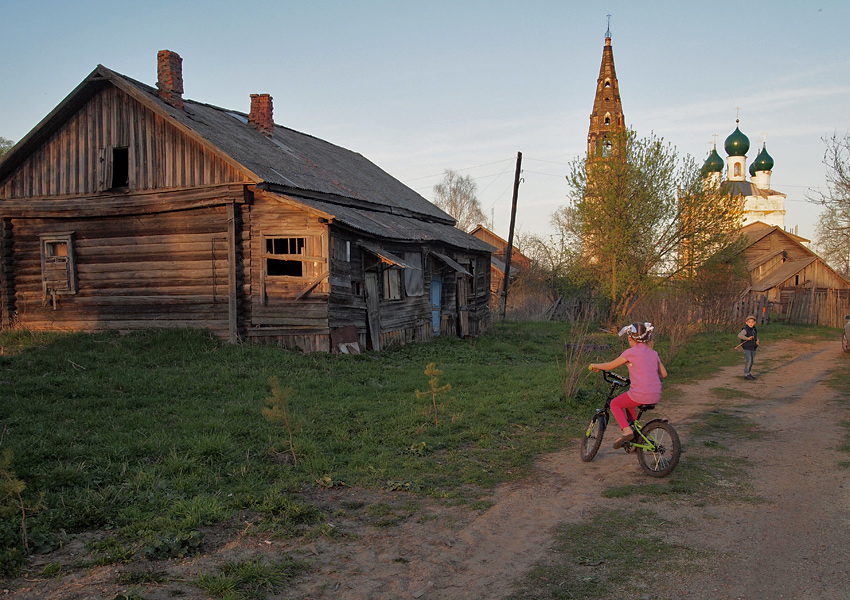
[403,157,516,183]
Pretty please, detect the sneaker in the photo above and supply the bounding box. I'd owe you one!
[613,432,635,449]
[745,374,755,380]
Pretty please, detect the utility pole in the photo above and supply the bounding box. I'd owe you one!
[499,151,522,320]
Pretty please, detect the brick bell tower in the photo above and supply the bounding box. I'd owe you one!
[587,17,626,155]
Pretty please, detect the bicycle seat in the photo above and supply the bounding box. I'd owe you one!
[637,404,656,411]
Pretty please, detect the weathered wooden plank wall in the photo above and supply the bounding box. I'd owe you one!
[0,86,249,200]
[0,218,13,328]
[10,205,233,338]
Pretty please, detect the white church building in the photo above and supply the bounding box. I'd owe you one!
[701,122,787,230]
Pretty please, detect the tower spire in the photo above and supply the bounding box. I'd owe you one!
[587,20,625,155]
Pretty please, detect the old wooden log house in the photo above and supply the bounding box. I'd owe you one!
[0,51,494,352]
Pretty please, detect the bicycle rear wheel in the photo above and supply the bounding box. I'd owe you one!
[636,420,680,477]
[580,412,607,462]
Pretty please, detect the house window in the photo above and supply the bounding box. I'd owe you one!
[403,252,424,296]
[264,236,316,277]
[40,233,77,297]
[382,267,403,300]
[332,238,350,262]
[111,147,129,188]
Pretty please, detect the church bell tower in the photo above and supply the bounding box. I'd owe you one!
[587,18,626,155]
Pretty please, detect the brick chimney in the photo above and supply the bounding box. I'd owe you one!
[157,50,184,109]
[249,94,274,136]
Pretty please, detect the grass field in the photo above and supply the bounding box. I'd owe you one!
[0,320,840,583]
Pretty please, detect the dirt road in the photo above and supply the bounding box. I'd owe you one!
[10,336,849,599]
[282,335,850,600]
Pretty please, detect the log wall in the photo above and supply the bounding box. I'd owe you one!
[9,204,234,338]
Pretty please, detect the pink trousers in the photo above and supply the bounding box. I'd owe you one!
[610,392,653,430]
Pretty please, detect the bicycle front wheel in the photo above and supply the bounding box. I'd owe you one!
[636,421,680,477]
[580,412,607,462]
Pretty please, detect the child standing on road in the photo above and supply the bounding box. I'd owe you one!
[590,322,668,448]
[738,315,759,380]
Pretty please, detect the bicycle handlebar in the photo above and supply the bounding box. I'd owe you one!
[602,370,630,386]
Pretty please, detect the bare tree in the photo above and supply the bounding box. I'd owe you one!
[0,137,14,160]
[433,169,487,232]
[811,133,850,278]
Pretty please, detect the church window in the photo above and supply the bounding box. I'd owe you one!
[734,164,741,177]
[604,116,611,125]
[604,80,611,88]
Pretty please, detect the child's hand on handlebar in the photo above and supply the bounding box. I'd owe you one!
[589,364,599,372]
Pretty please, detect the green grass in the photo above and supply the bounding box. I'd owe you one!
[0,320,834,580]
[194,555,308,599]
[508,508,699,600]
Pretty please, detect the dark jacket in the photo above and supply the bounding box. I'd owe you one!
[739,324,758,351]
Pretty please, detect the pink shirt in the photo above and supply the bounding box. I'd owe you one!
[621,343,663,404]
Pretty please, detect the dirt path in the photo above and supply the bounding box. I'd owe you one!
[279,336,849,600]
[9,336,849,599]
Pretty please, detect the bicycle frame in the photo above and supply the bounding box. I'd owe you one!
[596,370,665,452]
[582,369,681,476]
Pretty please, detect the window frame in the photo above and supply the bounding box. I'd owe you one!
[261,233,324,280]
[39,232,78,297]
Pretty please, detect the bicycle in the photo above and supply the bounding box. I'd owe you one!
[579,369,681,477]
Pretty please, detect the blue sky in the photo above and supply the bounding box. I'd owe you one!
[2,0,849,243]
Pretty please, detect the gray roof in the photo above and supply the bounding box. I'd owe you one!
[1,64,493,254]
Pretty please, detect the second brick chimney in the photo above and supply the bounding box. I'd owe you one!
[157,50,184,109]
[249,94,274,136]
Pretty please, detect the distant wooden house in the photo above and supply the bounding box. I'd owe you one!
[741,222,850,325]
[0,51,494,352]
[469,225,530,297]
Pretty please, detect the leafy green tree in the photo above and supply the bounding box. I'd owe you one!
[0,137,14,160]
[562,129,743,321]
[811,133,850,278]
[433,169,487,232]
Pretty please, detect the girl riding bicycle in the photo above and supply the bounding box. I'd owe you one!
[590,322,667,449]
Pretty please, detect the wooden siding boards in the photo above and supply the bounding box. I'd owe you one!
[739,222,850,324]
[0,87,247,200]
[0,59,493,351]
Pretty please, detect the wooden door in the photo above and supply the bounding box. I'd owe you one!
[430,274,442,335]
[457,275,470,337]
[364,271,381,351]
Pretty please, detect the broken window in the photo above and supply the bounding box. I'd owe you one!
[263,235,325,280]
[40,233,77,302]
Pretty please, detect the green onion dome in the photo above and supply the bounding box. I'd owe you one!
[752,145,775,172]
[749,161,757,177]
[724,126,750,157]
[701,147,724,176]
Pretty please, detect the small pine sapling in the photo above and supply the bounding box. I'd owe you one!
[0,447,43,554]
[262,377,298,467]
[415,362,452,426]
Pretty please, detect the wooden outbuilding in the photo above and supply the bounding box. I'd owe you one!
[469,225,530,297]
[0,51,494,352]
[741,222,850,326]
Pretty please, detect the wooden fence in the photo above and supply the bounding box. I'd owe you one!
[783,288,850,328]
[731,294,771,325]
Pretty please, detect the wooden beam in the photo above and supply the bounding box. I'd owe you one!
[294,270,330,300]
[227,202,238,343]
